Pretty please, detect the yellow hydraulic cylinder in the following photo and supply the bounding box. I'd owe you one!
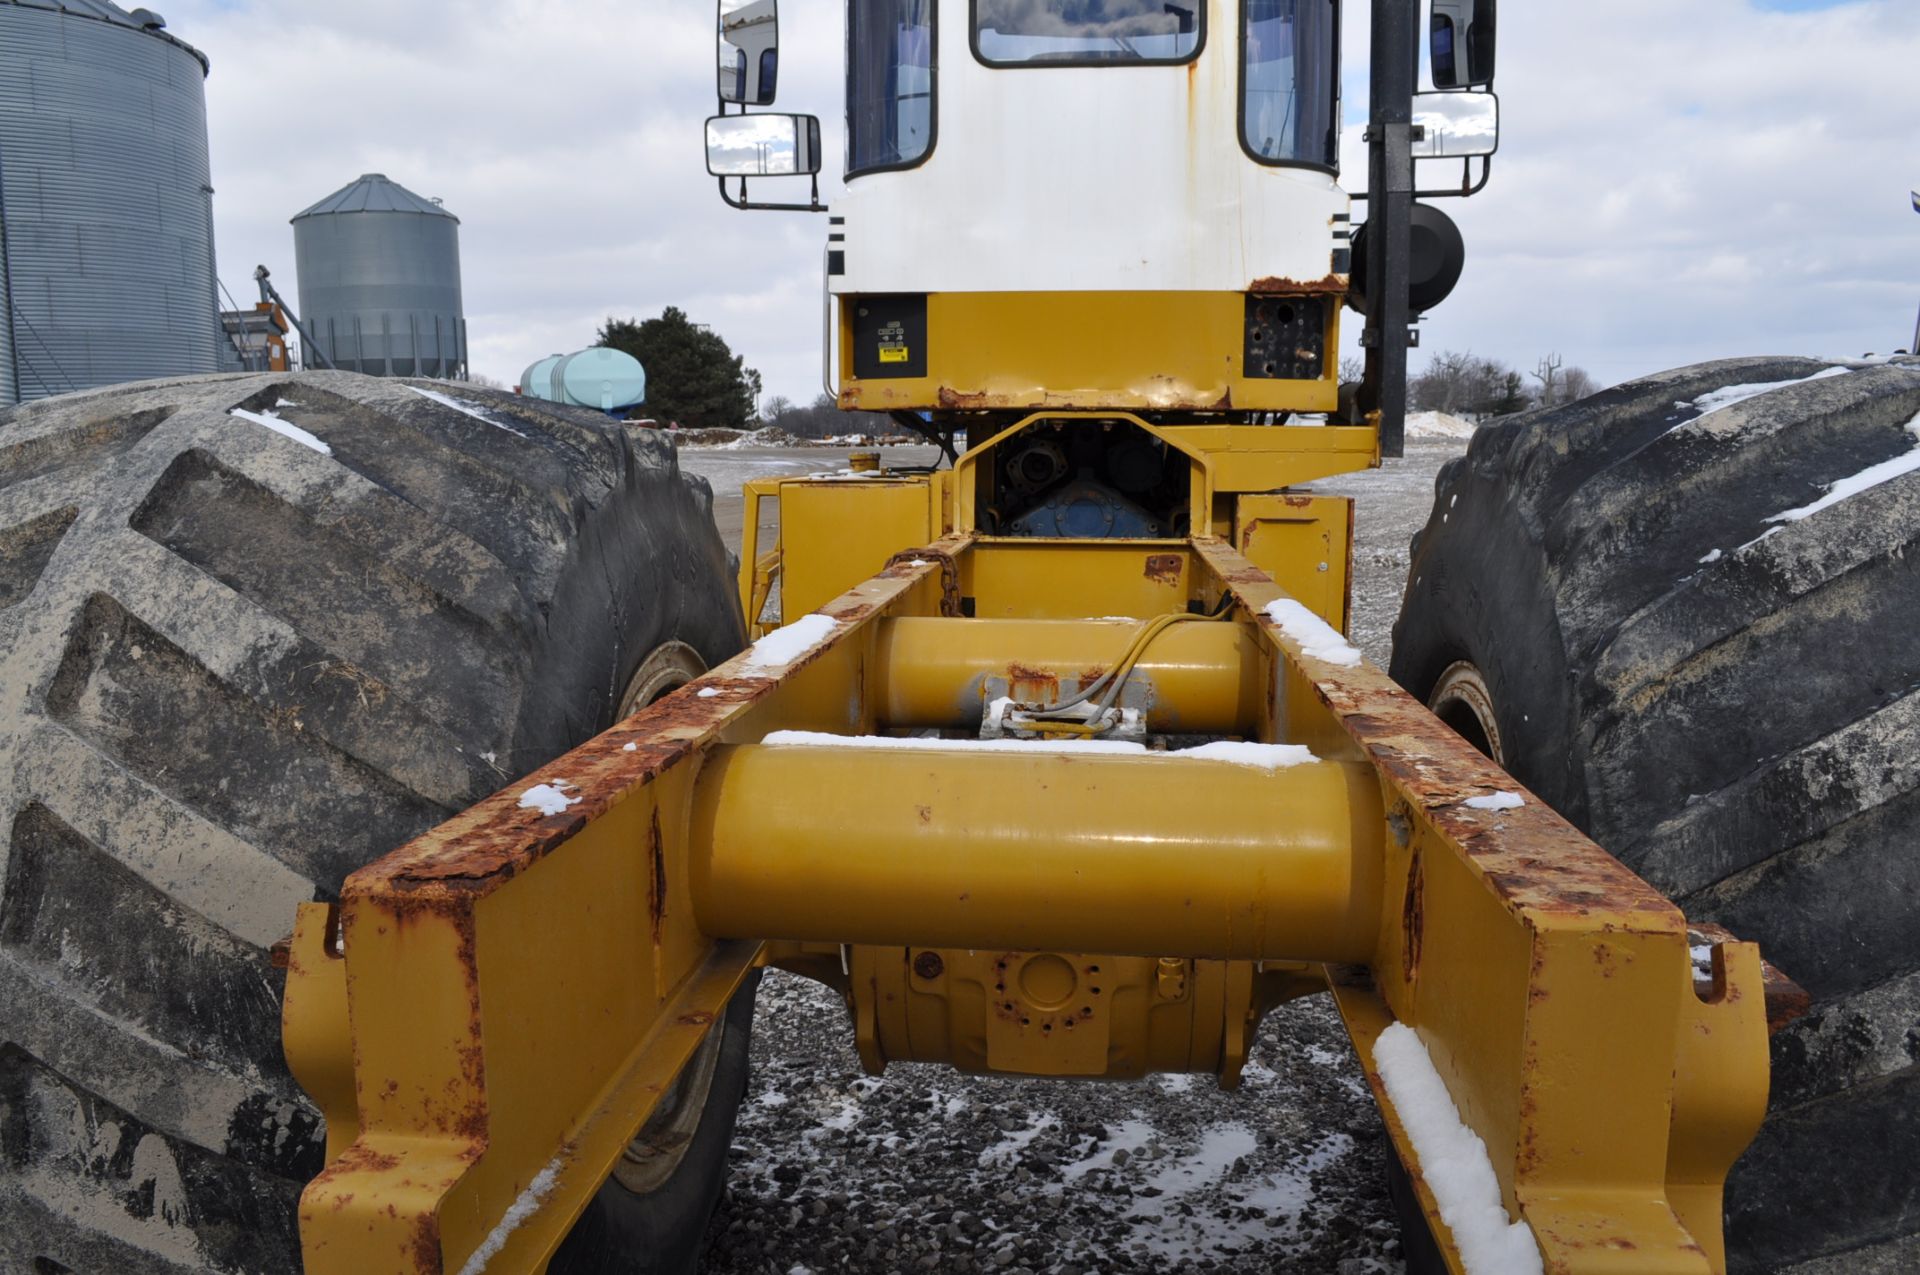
[691,742,1384,962]
[871,617,1261,734]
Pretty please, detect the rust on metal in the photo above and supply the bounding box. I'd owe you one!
[1143,553,1183,585]
[647,807,667,945]
[934,384,1240,413]
[405,1215,440,1274]
[1399,846,1423,980]
[1194,536,1685,927]
[937,387,994,410]
[885,545,963,617]
[1689,920,1810,1034]
[1247,274,1346,296]
[912,950,945,981]
[1004,661,1061,705]
[351,535,974,900]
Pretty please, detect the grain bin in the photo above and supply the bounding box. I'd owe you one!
[291,174,466,378]
[0,1,222,404]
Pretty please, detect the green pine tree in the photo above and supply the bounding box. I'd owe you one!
[596,308,759,429]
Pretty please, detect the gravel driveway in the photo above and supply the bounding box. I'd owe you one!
[679,437,1468,1275]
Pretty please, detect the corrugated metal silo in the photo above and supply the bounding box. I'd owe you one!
[291,174,467,379]
[0,0,222,405]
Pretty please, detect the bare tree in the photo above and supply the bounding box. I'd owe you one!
[1531,353,1565,408]
[1338,355,1366,385]
[1411,349,1479,415]
[1561,366,1597,402]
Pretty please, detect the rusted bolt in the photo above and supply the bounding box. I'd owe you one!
[913,950,945,980]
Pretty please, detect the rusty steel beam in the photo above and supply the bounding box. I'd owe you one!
[1192,535,1778,1273]
[285,539,973,1275]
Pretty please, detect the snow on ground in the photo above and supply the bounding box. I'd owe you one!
[1404,411,1476,440]
[703,972,1408,1274]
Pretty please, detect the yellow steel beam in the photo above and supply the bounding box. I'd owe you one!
[690,742,1384,963]
[1189,536,1773,1274]
[870,615,1260,733]
[286,539,974,1273]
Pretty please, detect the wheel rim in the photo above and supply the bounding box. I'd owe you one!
[607,639,722,1195]
[618,640,708,718]
[609,1020,731,1194]
[1427,660,1504,765]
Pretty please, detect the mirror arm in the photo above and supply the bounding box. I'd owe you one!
[1348,154,1492,202]
[715,174,831,214]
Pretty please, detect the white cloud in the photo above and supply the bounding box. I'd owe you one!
[167,0,1919,402]
[1341,0,1920,383]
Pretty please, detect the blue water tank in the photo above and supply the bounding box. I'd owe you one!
[518,353,562,397]
[521,347,647,412]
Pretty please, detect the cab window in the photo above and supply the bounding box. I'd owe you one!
[848,0,936,176]
[1241,0,1338,170]
[973,0,1202,67]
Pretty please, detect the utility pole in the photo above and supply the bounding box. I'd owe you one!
[1911,191,1919,354]
[1361,0,1418,458]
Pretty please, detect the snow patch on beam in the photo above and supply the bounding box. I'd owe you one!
[761,731,1315,770]
[1262,599,1363,667]
[455,1156,563,1275]
[743,613,840,669]
[1372,1023,1543,1275]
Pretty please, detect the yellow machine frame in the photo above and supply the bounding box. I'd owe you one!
[284,415,1800,1274]
[835,291,1345,415]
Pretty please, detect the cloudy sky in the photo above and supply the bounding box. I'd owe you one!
[166,0,1917,401]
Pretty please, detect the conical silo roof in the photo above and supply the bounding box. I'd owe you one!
[291,173,459,223]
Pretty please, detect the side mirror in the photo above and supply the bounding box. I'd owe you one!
[1430,0,1495,89]
[718,0,779,105]
[706,114,822,177]
[1411,91,1498,159]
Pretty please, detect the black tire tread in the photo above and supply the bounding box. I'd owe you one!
[1390,355,1920,1271]
[0,371,744,1273]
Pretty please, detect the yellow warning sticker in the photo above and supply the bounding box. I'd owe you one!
[878,345,910,364]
